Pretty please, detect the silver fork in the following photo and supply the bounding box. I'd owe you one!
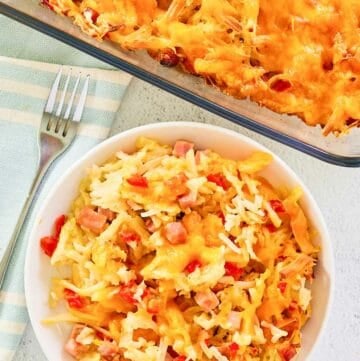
[0,68,90,289]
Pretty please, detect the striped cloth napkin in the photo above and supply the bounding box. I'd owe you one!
[0,55,132,360]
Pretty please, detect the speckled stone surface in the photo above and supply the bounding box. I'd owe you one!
[15,79,360,361]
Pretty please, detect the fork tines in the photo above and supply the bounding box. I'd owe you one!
[45,68,90,135]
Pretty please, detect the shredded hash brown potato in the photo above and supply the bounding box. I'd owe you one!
[41,138,319,361]
[42,0,360,135]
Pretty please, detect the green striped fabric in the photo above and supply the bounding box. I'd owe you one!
[0,55,132,360]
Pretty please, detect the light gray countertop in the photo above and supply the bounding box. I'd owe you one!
[15,78,360,361]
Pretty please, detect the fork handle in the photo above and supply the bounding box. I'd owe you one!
[0,162,51,290]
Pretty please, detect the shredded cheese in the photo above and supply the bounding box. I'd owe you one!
[43,137,317,361]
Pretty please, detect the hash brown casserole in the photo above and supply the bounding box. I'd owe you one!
[42,0,360,135]
[41,138,319,361]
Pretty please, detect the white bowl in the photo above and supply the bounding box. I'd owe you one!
[25,121,334,361]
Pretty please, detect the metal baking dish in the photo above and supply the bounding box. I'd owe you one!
[1,0,360,167]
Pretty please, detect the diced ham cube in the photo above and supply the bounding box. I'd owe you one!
[97,207,116,221]
[173,140,194,157]
[70,324,84,337]
[194,290,219,312]
[76,207,107,234]
[165,173,188,197]
[65,339,79,357]
[164,222,187,244]
[64,325,87,357]
[178,192,197,208]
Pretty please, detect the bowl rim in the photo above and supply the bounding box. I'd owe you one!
[25,121,335,361]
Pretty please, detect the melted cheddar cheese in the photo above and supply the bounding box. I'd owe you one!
[44,0,360,135]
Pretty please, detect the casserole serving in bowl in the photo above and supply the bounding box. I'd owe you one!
[25,122,334,361]
[0,0,360,166]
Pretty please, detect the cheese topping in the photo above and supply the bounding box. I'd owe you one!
[45,0,360,135]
